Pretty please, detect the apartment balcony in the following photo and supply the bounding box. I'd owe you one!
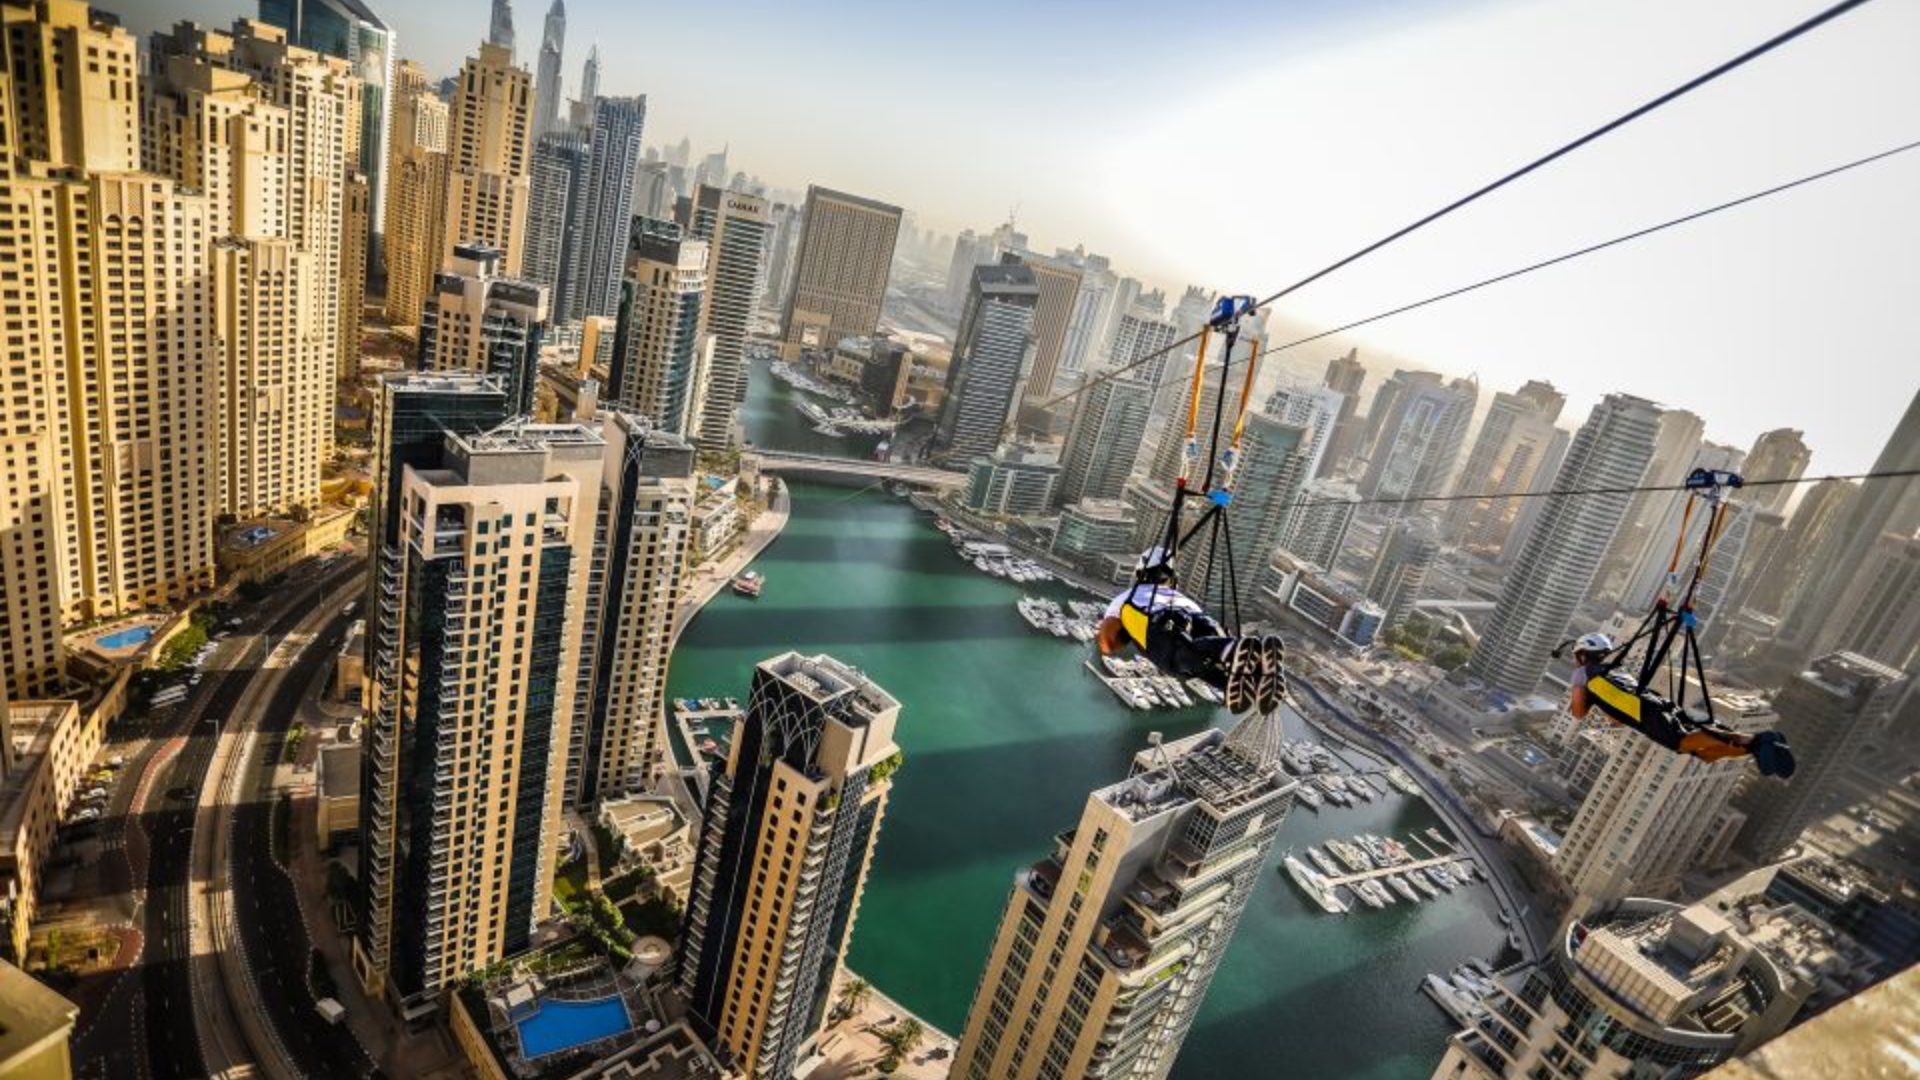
[1096,918,1152,972]
[1023,857,1063,904]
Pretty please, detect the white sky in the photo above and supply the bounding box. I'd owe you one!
[129,0,1920,472]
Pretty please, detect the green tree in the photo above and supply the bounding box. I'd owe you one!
[878,1017,925,1071]
[835,975,872,1023]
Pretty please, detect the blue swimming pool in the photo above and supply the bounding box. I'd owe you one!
[95,625,155,650]
[515,996,631,1059]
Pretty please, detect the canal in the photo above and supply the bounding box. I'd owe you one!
[665,364,1509,1078]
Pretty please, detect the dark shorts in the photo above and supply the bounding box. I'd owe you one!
[1144,609,1233,682]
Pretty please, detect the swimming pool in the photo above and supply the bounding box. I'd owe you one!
[515,995,632,1059]
[95,625,155,651]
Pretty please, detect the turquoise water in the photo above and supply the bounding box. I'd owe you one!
[96,625,155,650]
[515,996,631,1059]
[666,476,1509,1078]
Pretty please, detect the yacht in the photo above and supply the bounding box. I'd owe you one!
[1354,880,1387,910]
[1186,678,1224,705]
[1282,855,1350,915]
[1308,846,1342,877]
[1389,767,1423,795]
[730,570,764,598]
[1294,785,1323,811]
[1388,874,1421,903]
[1409,869,1441,898]
[1428,865,1456,891]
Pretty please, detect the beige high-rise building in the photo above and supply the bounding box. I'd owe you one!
[418,243,549,417]
[952,727,1292,1080]
[1551,690,1775,907]
[382,59,449,332]
[1005,251,1083,408]
[355,415,603,1015]
[1432,899,1805,1080]
[779,185,902,359]
[678,654,903,1079]
[568,410,695,804]
[443,42,532,275]
[339,170,370,382]
[611,216,707,437]
[146,17,357,517]
[1,0,220,682]
[681,184,770,452]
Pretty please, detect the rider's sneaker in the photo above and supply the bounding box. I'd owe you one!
[1258,635,1287,714]
[1225,640,1261,714]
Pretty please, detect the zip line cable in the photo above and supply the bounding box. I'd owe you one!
[1240,138,1920,364]
[1253,467,1920,519]
[1033,0,1879,416]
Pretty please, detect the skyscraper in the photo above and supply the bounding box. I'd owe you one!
[1281,480,1361,571]
[1552,690,1776,906]
[417,244,550,415]
[1366,514,1441,631]
[1819,528,1920,673]
[1739,476,1857,619]
[340,171,371,380]
[1772,390,1920,669]
[780,185,903,358]
[1319,348,1367,477]
[609,216,708,438]
[443,42,532,274]
[487,0,514,54]
[952,726,1291,1079]
[678,654,903,1078]
[1594,408,1705,606]
[681,184,771,451]
[353,372,512,1008]
[0,0,219,696]
[945,228,994,314]
[521,128,590,307]
[1497,426,1571,566]
[1184,412,1311,607]
[1743,428,1812,515]
[569,42,599,128]
[147,18,359,517]
[1147,361,1245,489]
[571,410,694,804]
[1108,301,1181,408]
[1265,383,1345,480]
[381,59,448,332]
[1002,251,1083,408]
[1468,395,1661,700]
[1431,897,1804,1080]
[1057,377,1154,508]
[1734,653,1907,862]
[931,264,1040,463]
[1057,252,1117,380]
[257,0,394,268]
[1443,380,1565,553]
[1360,372,1477,508]
[531,0,564,136]
[565,95,646,321]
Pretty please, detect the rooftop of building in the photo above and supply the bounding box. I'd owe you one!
[806,184,904,216]
[2,700,81,838]
[761,652,901,720]
[1100,729,1286,823]
[318,742,359,800]
[0,960,77,1075]
[1064,499,1135,523]
[1570,900,1783,1036]
[1702,961,1919,1080]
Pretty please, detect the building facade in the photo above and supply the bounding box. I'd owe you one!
[932,264,1040,463]
[418,244,550,416]
[565,95,646,322]
[952,727,1291,1080]
[682,184,771,451]
[1057,377,1153,508]
[609,216,708,438]
[1281,480,1360,572]
[677,654,903,1079]
[443,41,532,275]
[355,412,603,1014]
[1366,514,1441,631]
[779,185,902,359]
[521,127,589,313]
[381,58,448,332]
[1467,395,1661,699]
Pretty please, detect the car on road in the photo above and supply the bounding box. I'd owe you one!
[71,807,102,822]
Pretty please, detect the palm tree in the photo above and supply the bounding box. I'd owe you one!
[835,975,872,1024]
[880,1017,925,1064]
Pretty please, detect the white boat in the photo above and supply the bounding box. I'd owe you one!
[1388,767,1423,795]
[1354,881,1386,910]
[1283,855,1350,914]
[1308,846,1341,877]
[1428,865,1456,891]
[1409,869,1441,898]
[1329,841,1370,874]
[1369,879,1399,906]
[1294,785,1323,811]
[1320,779,1351,807]
[1347,778,1374,803]
[1388,874,1421,903]
[1186,678,1223,705]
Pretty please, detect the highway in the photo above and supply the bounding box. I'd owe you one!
[61,559,363,1080]
[223,597,373,1078]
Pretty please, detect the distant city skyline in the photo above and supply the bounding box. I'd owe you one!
[125,0,1919,473]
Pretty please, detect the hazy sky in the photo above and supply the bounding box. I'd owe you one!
[128,0,1919,474]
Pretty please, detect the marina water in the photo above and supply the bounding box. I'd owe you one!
[665,363,1511,1077]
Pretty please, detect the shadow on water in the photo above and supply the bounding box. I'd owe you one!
[670,478,1508,1078]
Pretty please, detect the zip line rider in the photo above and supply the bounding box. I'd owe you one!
[1557,468,1794,779]
[1094,293,1287,716]
[1565,633,1794,777]
[1096,549,1284,715]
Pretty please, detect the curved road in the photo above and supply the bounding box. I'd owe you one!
[225,599,373,1078]
[65,559,363,1080]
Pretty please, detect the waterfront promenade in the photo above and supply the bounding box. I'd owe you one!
[673,480,792,646]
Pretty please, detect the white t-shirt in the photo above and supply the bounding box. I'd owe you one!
[1104,583,1205,621]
